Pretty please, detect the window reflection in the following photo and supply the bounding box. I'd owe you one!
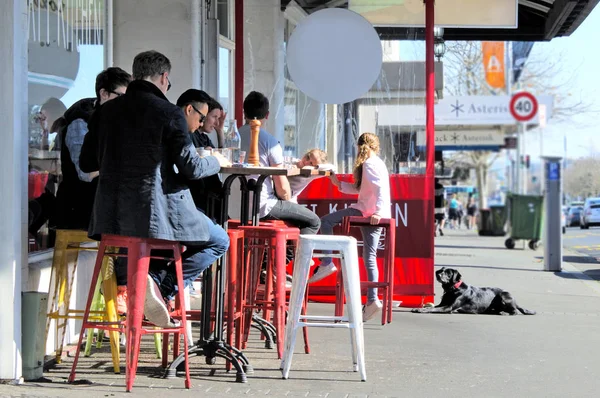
[27,1,104,253]
[218,46,231,114]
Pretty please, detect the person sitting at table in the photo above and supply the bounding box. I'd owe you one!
[309,132,391,322]
[52,67,132,231]
[288,148,329,203]
[197,99,226,149]
[80,50,231,327]
[176,89,224,222]
[239,91,321,259]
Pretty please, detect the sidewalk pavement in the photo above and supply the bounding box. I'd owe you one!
[2,229,600,398]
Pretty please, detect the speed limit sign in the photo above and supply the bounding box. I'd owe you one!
[510,92,538,122]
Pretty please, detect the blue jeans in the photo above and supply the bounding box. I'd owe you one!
[128,217,230,301]
[320,207,382,302]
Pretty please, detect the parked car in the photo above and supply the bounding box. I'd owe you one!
[568,206,583,227]
[580,197,600,229]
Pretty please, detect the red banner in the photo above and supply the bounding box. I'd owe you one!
[296,174,434,307]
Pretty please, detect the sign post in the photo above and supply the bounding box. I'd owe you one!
[510,92,539,194]
[542,156,563,272]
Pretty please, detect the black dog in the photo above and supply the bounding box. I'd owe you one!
[412,267,536,315]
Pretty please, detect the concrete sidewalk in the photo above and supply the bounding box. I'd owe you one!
[2,229,600,398]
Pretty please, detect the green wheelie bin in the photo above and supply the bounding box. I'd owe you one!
[504,194,544,250]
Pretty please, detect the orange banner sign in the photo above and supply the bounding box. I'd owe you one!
[482,41,506,90]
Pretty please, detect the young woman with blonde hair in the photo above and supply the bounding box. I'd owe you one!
[309,133,391,321]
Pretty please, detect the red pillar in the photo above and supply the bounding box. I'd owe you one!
[425,0,435,246]
[235,0,244,124]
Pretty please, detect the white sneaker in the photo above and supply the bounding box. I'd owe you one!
[362,300,383,322]
[308,263,337,284]
[144,275,174,328]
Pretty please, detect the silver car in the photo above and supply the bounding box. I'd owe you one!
[580,197,600,229]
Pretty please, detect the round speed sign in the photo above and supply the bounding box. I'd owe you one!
[510,92,538,122]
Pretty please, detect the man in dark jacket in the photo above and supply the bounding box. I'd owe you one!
[80,50,231,327]
[52,67,132,231]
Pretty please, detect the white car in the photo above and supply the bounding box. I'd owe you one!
[580,197,600,229]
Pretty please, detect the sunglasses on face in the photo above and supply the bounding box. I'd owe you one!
[109,91,124,97]
[191,105,206,123]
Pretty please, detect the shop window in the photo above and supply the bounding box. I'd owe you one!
[217,0,233,40]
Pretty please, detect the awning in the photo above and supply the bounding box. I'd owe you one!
[282,0,599,41]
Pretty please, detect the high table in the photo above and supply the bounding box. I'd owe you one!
[167,165,313,382]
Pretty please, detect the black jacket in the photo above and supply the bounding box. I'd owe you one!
[51,98,98,230]
[80,80,221,241]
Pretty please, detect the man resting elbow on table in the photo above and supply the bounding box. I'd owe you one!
[238,91,320,265]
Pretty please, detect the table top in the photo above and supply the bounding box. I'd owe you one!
[220,165,332,177]
[29,149,60,160]
[220,165,301,176]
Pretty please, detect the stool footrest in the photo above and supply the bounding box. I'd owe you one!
[297,322,353,329]
[311,253,343,259]
[299,315,347,322]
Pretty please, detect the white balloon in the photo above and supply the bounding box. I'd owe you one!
[286,8,382,105]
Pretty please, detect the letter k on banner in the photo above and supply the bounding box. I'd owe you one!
[482,41,506,90]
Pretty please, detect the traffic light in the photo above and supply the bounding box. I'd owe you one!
[525,155,530,169]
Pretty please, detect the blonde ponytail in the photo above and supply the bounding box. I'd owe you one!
[353,132,380,190]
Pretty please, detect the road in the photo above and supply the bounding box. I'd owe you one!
[563,226,600,259]
[563,226,600,281]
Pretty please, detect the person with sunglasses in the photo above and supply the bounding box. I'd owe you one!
[80,51,232,327]
[176,90,225,221]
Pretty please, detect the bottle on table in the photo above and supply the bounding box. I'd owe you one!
[225,119,241,163]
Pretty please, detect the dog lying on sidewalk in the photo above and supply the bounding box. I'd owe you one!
[412,267,536,315]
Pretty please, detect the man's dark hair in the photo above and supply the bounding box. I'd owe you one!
[95,67,132,101]
[176,89,212,109]
[132,50,171,80]
[208,99,223,113]
[243,91,269,120]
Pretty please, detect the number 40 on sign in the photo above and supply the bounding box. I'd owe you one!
[510,92,539,122]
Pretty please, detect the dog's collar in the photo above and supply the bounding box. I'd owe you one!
[453,280,463,289]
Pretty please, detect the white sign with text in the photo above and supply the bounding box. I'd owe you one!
[376,95,554,127]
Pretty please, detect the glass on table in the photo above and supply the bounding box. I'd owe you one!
[238,150,246,164]
[212,148,232,163]
[283,150,296,169]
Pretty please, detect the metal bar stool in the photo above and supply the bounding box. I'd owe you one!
[237,225,308,359]
[45,229,121,373]
[68,235,191,392]
[281,234,366,381]
[335,216,396,325]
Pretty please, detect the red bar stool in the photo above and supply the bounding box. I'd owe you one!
[237,225,308,359]
[68,235,191,392]
[227,218,287,229]
[335,216,396,325]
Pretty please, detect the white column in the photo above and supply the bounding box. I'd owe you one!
[244,0,285,144]
[112,0,200,102]
[0,0,28,382]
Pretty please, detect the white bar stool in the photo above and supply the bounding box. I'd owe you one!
[281,235,366,381]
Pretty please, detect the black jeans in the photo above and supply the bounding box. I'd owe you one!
[262,200,320,264]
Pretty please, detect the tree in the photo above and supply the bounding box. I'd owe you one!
[563,155,600,199]
[443,41,592,210]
